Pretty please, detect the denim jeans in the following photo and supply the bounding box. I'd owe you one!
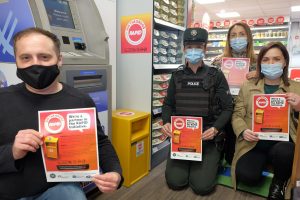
[18,183,87,200]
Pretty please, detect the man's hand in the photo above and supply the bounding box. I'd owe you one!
[12,129,43,160]
[202,127,218,141]
[92,172,122,193]
[161,123,172,137]
[242,129,259,142]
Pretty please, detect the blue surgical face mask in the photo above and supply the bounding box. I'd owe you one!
[230,37,248,52]
[261,63,284,80]
[185,48,204,64]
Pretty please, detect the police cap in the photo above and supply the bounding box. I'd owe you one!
[183,28,208,44]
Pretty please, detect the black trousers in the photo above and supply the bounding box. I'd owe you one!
[236,141,295,185]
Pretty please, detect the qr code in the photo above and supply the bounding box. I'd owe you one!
[186,119,199,129]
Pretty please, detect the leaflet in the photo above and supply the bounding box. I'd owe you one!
[171,116,202,161]
[221,57,250,95]
[252,94,289,141]
[39,108,99,182]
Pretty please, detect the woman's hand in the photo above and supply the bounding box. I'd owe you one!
[161,123,172,137]
[246,71,257,80]
[242,129,259,142]
[286,93,300,111]
[202,127,218,141]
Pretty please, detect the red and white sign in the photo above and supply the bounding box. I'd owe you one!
[39,108,99,182]
[252,94,289,141]
[257,18,265,26]
[289,69,300,82]
[221,57,250,95]
[171,116,202,161]
[125,19,146,46]
[276,16,285,24]
[248,19,255,26]
[121,13,152,54]
[209,16,288,28]
[224,20,230,27]
[268,17,275,24]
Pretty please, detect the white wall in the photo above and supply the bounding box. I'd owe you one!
[116,0,153,112]
[94,0,117,110]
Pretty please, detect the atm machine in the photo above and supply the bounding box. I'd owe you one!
[0,0,111,195]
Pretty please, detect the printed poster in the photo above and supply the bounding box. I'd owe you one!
[290,68,300,82]
[221,57,250,95]
[121,13,152,54]
[171,116,202,161]
[252,94,289,141]
[39,108,99,182]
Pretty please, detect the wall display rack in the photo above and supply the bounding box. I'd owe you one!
[151,0,187,168]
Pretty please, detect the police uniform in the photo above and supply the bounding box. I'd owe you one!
[162,28,233,195]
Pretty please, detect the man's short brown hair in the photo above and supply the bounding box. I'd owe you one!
[13,27,60,55]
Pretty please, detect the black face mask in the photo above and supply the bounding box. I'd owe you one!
[16,64,60,89]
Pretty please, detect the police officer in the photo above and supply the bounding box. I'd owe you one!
[161,28,233,195]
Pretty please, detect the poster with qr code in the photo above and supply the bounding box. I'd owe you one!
[171,116,202,161]
[252,94,289,141]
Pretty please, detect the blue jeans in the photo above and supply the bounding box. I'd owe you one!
[18,183,87,200]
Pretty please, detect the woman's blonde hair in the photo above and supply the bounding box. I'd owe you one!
[223,22,256,65]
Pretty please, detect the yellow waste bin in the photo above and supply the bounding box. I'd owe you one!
[112,109,150,187]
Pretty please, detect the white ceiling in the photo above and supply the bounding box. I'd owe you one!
[194,0,300,21]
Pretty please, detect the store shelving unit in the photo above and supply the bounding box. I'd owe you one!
[206,24,289,61]
[151,0,187,169]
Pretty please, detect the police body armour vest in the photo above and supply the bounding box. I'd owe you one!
[173,66,214,117]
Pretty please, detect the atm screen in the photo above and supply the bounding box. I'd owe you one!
[43,0,75,29]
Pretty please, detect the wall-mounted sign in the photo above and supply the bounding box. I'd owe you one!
[121,13,152,54]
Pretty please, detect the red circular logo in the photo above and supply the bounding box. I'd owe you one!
[224,20,230,27]
[276,16,284,24]
[125,19,146,46]
[117,111,135,116]
[224,60,234,69]
[257,18,265,26]
[248,19,255,26]
[45,114,65,134]
[174,118,185,129]
[268,17,274,24]
[256,97,269,108]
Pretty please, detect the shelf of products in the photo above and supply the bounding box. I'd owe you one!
[152,139,170,154]
[153,29,184,65]
[154,0,185,27]
[151,0,186,168]
[206,25,289,61]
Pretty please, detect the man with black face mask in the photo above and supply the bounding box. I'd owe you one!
[0,27,122,200]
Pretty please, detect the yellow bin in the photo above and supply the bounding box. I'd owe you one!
[112,109,150,187]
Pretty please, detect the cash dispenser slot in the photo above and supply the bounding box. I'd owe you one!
[73,75,103,89]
